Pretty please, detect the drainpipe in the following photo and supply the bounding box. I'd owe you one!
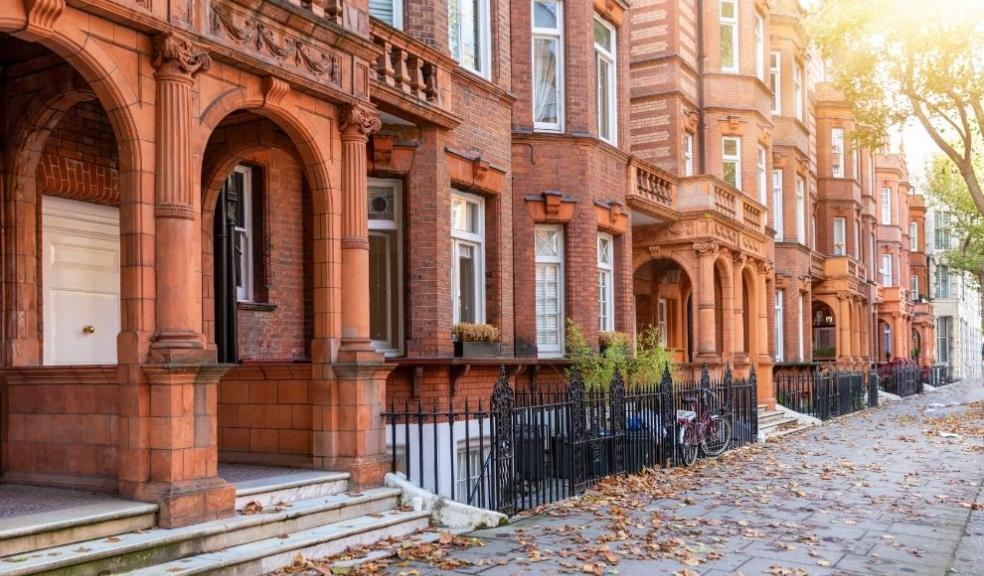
[697,0,707,174]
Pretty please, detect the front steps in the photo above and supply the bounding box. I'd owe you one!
[757,404,811,440]
[0,471,428,576]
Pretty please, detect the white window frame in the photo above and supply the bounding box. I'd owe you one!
[683,132,694,176]
[793,62,804,121]
[833,217,846,256]
[831,128,845,178]
[368,178,404,356]
[881,187,891,225]
[754,13,765,80]
[719,0,739,73]
[532,0,563,132]
[795,175,805,244]
[772,169,784,241]
[775,289,784,362]
[910,221,918,251]
[937,264,950,298]
[230,165,254,303]
[910,274,919,298]
[757,146,768,204]
[722,136,742,190]
[451,190,486,325]
[369,0,403,28]
[770,51,782,114]
[881,254,893,287]
[597,232,615,333]
[448,0,492,78]
[594,15,617,144]
[936,212,950,249]
[657,298,668,346]
[535,224,565,357]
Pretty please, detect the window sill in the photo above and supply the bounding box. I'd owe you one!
[238,301,277,312]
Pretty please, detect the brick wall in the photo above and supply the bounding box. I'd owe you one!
[217,363,313,467]
[37,99,120,206]
[1,367,118,490]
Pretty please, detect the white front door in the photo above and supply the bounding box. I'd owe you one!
[42,196,120,365]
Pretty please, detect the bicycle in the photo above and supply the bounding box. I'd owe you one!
[675,388,732,466]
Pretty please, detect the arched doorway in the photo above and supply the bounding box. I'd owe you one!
[812,302,836,360]
[634,258,692,364]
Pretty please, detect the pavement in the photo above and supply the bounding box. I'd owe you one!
[369,378,984,576]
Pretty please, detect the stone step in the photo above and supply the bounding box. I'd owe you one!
[0,500,158,558]
[758,411,797,427]
[0,488,402,576]
[233,470,350,511]
[764,423,814,440]
[120,509,431,576]
[758,415,801,439]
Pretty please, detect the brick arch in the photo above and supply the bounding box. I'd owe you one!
[631,250,697,284]
[739,265,761,359]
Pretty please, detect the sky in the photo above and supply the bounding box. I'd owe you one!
[897,120,939,192]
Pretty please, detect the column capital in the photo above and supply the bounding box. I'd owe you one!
[152,32,211,79]
[339,103,381,139]
[694,241,718,257]
[759,260,774,275]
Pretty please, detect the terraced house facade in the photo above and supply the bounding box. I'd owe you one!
[0,0,934,536]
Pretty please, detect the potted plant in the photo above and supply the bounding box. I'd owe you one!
[452,323,501,358]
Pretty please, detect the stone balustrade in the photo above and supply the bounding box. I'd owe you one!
[627,158,678,218]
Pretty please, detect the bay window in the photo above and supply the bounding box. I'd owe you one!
[535,225,564,357]
[720,0,738,73]
[594,16,617,143]
[449,0,491,77]
[772,169,784,240]
[910,274,919,298]
[368,178,403,355]
[722,137,742,190]
[831,128,844,178]
[369,0,402,28]
[910,221,918,251]
[451,191,485,324]
[881,254,893,287]
[757,145,768,204]
[833,217,845,255]
[597,233,614,332]
[937,265,950,298]
[795,175,805,243]
[770,51,781,114]
[684,132,694,176]
[881,187,892,224]
[532,0,563,131]
[793,62,803,121]
[754,13,765,80]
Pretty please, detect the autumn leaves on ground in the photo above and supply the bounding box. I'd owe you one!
[274,381,984,576]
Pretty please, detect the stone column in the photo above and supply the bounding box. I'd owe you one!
[130,33,233,528]
[732,253,746,358]
[320,103,392,487]
[837,292,851,364]
[757,263,775,408]
[695,241,718,356]
[851,300,861,361]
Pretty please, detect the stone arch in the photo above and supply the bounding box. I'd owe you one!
[633,254,694,363]
[740,265,759,359]
[713,255,733,358]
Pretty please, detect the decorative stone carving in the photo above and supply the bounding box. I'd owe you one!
[340,103,382,137]
[837,291,850,300]
[759,260,774,275]
[152,32,211,78]
[24,0,65,33]
[733,252,747,266]
[694,241,718,256]
[210,3,340,84]
[262,76,290,107]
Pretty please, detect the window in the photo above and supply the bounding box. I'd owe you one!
[854,218,861,258]
[795,176,805,243]
[597,233,614,332]
[770,51,782,114]
[369,178,403,355]
[722,137,742,190]
[881,188,891,224]
[937,316,952,364]
[757,146,768,204]
[719,0,738,73]
[833,217,846,255]
[535,225,564,356]
[793,62,803,121]
[225,165,254,302]
[754,13,765,80]
[909,274,919,298]
[369,0,402,28]
[774,290,784,362]
[657,298,668,346]
[456,445,490,499]
[449,0,491,77]
[831,128,845,178]
[451,191,485,324]
[910,221,918,251]
[936,212,950,249]
[937,264,950,298]
[532,0,563,131]
[772,169,784,241]
[594,16,617,143]
[881,254,893,286]
[683,132,694,176]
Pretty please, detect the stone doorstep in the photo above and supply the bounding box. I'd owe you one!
[233,470,350,511]
[0,487,404,576]
[119,509,431,576]
[0,499,158,558]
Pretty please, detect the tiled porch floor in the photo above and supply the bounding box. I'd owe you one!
[218,463,311,484]
[0,484,119,520]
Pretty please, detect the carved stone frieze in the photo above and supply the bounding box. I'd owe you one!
[714,223,738,245]
[210,3,340,84]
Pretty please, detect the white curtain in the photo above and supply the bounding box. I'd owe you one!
[533,37,558,125]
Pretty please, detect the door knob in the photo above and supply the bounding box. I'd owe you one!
[82,325,95,335]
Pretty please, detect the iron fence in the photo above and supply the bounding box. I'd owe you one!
[382,364,758,516]
[927,364,951,387]
[775,369,875,421]
[877,362,922,397]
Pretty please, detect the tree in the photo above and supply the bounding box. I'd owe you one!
[811,0,984,215]
[926,154,984,286]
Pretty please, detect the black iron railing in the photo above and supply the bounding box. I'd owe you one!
[775,368,875,421]
[877,362,922,397]
[928,364,951,387]
[382,365,758,515]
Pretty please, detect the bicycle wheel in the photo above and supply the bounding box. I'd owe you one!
[701,415,732,457]
[678,425,699,466]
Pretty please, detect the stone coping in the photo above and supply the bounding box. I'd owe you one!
[232,470,350,498]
